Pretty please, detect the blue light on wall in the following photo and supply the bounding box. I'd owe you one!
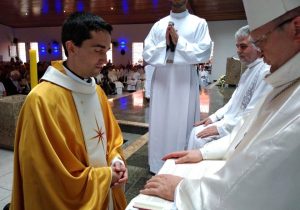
[39,41,60,56]
[152,0,159,8]
[53,46,59,54]
[122,0,129,14]
[120,41,126,49]
[52,41,60,55]
[77,0,84,12]
[119,39,127,55]
[55,0,62,13]
[42,0,49,14]
[39,43,47,55]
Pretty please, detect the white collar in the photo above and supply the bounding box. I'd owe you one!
[42,66,96,94]
[247,57,263,69]
[63,64,92,84]
[170,9,189,19]
[265,52,300,88]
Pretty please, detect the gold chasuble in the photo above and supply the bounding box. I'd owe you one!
[10,62,126,210]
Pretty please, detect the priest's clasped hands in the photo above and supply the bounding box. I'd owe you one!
[166,23,179,47]
[111,161,128,187]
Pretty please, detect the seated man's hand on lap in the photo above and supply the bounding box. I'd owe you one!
[196,125,219,138]
[194,117,213,127]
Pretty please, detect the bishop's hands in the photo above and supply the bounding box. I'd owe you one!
[141,150,204,200]
[166,23,178,48]
[162,150,203,164]
[111,161,128,187]
[140,174,183,201]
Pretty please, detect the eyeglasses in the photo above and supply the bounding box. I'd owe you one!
[236,43,250,50]
[250,29,275,48]
[250,17,293,48]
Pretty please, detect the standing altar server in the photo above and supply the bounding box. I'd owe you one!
[143,0,212,173]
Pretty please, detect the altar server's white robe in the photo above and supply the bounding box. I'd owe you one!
[175,52,300,210]
[144,65,155,99]
[143,10,212,173]
[188,58,272,149]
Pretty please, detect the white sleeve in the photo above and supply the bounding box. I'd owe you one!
[200,135,231,160]
[221,69,272,135]
[143,22,168,66]
[143,18,212,66]
[209,97,234,122]
[173,20,211,65]
[111,157,125,166]
[243,80,272,115]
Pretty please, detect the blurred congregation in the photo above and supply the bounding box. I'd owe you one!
[0,56,212,98]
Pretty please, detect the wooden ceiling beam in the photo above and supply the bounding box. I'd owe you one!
[0,0,246,28]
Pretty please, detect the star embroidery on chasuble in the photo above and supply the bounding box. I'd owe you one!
[90,116,105,150]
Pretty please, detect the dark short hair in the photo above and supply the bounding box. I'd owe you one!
[61,11,113,57]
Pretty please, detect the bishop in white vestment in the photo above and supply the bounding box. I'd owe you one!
[175,45,300,210]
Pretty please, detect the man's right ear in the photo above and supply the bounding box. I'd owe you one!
[292,16,300,42]
[65,41,76,55]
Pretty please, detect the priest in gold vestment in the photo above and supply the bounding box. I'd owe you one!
[10,12,127,210]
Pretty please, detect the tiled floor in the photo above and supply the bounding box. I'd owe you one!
[0,85,234,209]
[0,150,13,209]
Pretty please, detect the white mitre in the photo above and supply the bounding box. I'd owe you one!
[242,0,300,30]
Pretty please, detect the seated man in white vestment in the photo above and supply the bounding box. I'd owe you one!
[187,25,272,150]
[139,1,300,209]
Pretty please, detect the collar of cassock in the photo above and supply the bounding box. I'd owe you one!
[247,57,263,69]
[62,61,92,83]
[265,52,300,89]
[41,60,96,94]
[170,9,189,19]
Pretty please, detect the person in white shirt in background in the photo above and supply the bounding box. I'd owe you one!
[108,67,124,94]
[126,66,141,91]
[95,71,104,85]
[140,0,300,209]
[198,63,210,88]
[117,65,126,83]
[143,0,212,174]
[187,25,272,152]
[108,68,118,82]
[136,65,145,90]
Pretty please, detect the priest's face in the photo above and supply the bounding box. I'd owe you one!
[72,30,111,78]
[169,0,187,8]
[236,36,260,65]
